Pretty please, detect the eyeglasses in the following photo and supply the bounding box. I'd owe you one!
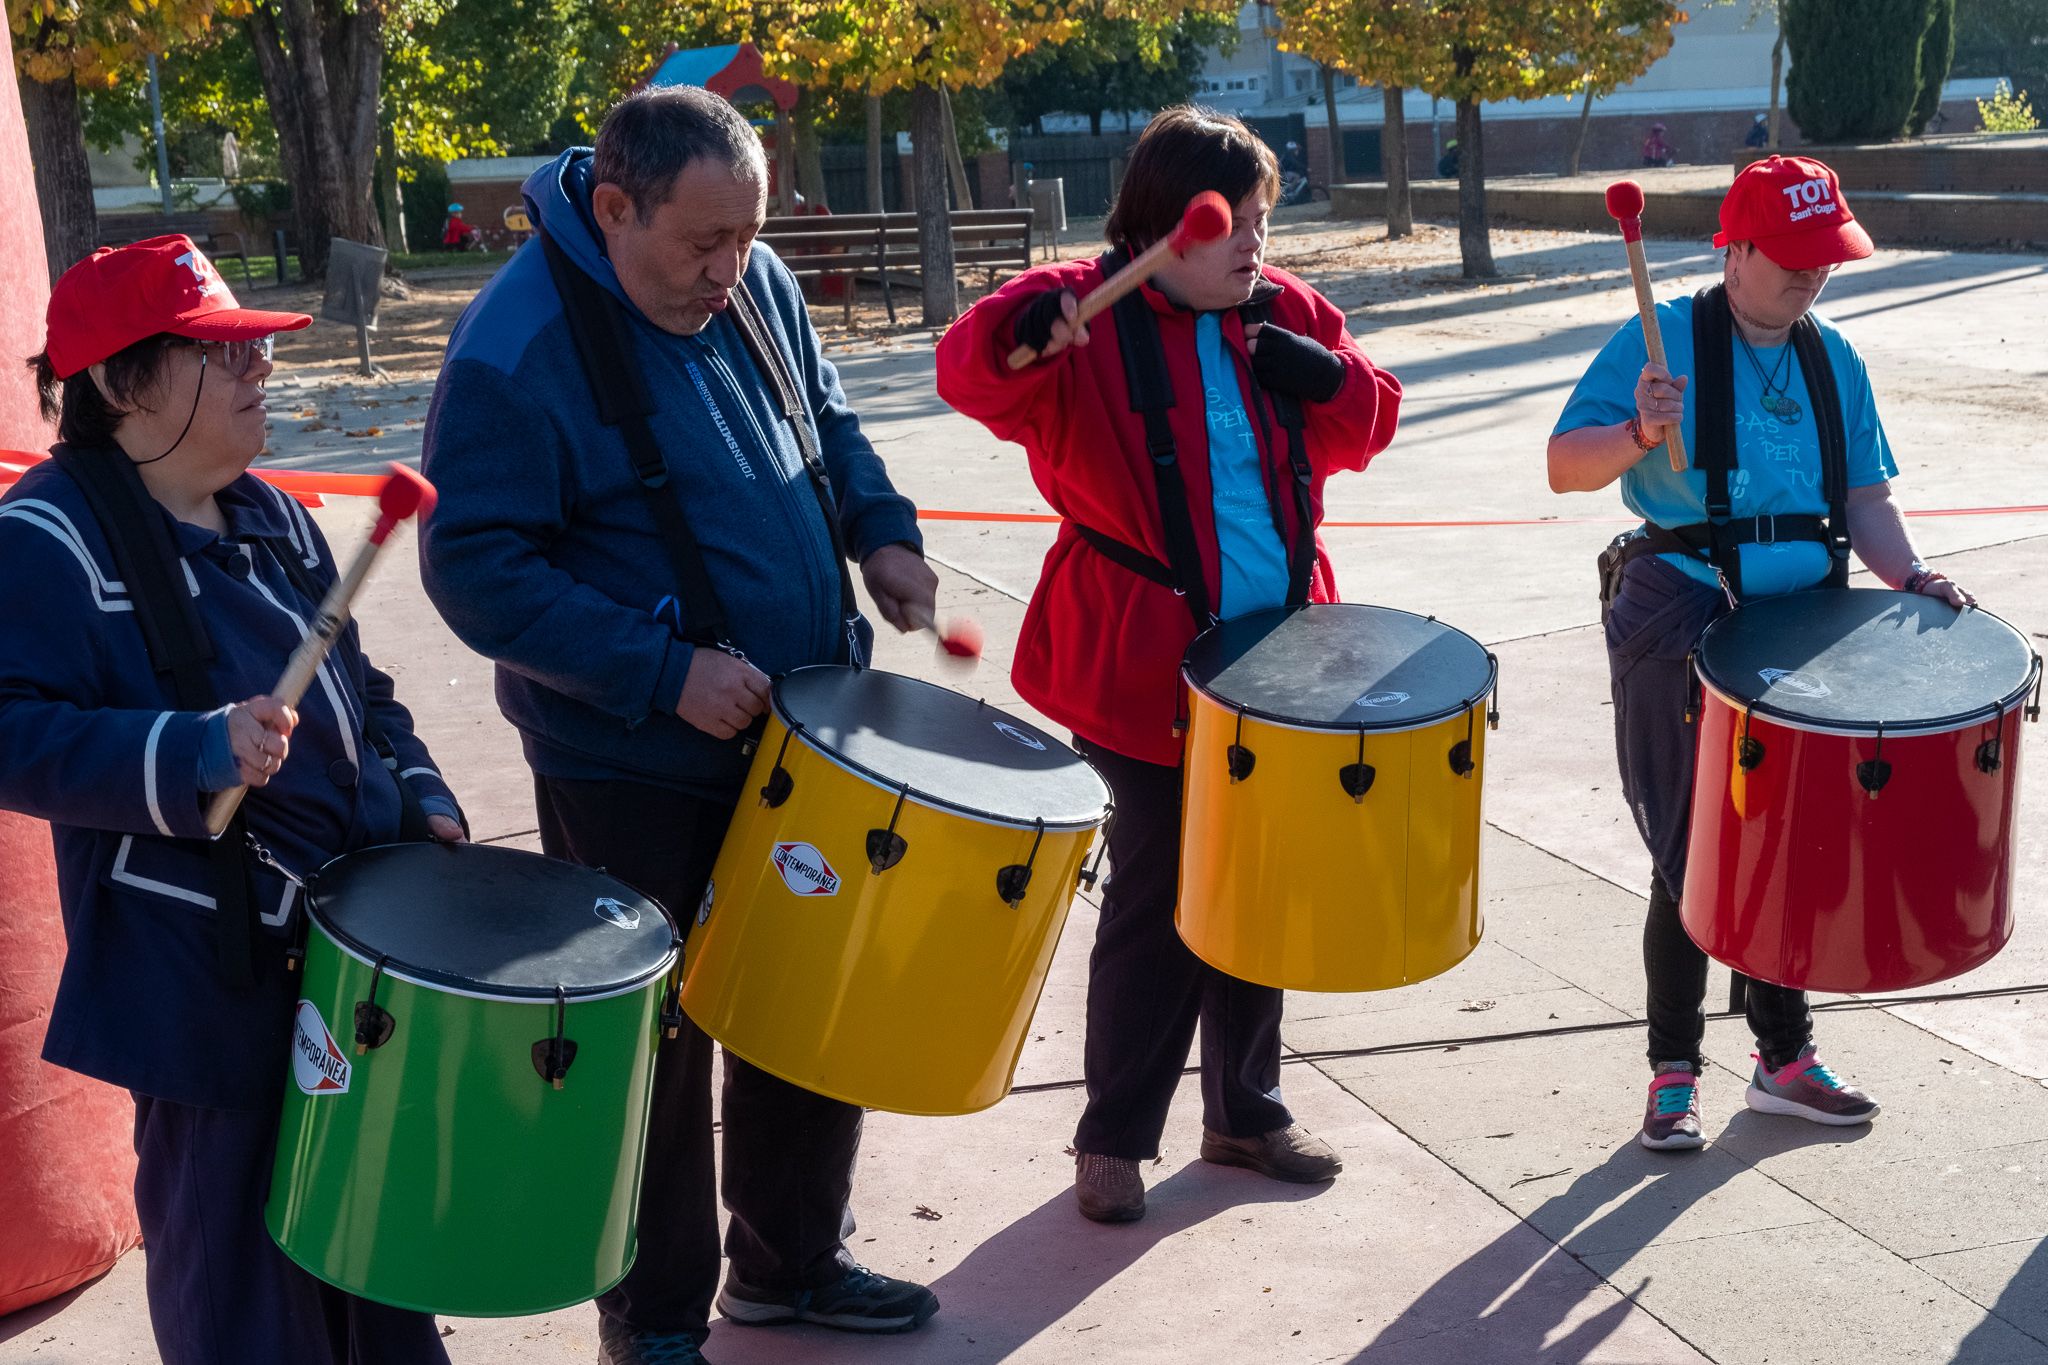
[167,334,276,379]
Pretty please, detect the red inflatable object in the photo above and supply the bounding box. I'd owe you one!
[0,22,143,1319]
[1683,590,2042,993]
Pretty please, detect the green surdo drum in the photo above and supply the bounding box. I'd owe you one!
[266,842,678,1316]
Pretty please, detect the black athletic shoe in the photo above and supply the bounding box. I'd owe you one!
[716,1264,939,1334]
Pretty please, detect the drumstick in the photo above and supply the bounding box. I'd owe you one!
[1604,180,1688,473]
[1006,190,1234,370]
[205,465,437,836]
[907,603,985,664]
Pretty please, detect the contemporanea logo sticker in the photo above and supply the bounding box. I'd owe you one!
[771,842,841,897]
[291,1000,351,1096]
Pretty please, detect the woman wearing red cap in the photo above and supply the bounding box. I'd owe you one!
[0,236,462,1363]
[1548,157,1972,1152]
[936,106,1402,1224]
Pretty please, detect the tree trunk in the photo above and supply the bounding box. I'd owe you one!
[1322,65,1344,184]
[378,119,407,253]
[18,71,96,282]
[1567,83,1595,176]
[794,90,829,210]
[865,95,885,213]
[774,103,797,215]
[939,85,973,209]
[911,84,957,327]
[1767,8,1786,149]
[1382,84,1412,239]
[1455,96,1494,279]
[245,0,381,279]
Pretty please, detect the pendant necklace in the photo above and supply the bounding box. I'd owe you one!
[1735,325,1802,423]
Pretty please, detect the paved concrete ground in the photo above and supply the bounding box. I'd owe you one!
[3,219,2045,1364]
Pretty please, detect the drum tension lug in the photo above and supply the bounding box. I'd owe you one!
[759,724,805,809]
[1448,708,1478,779]
[1227,709,1255,783]
[998,819,1047,909]
[867,787,910,874]
[1738,706,1764,771]
[1486,653,1501,731]
[1856,724,1892,798]
[1341,727,1375,801]
[532,986,578,1090]
[1076,804,1114,892]
[353,956,395,1055]
[1977,738,2003,774]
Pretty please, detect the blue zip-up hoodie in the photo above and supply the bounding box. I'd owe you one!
[420,150,922,798]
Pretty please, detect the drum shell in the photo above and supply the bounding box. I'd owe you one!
[1681,680,2026,993]
[1176,690,1487,992]
[266,922,665,1316]
[682,711,1100,1116]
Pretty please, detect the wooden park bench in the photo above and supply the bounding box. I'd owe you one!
[758,208,1033,325]
[97,212,254,287]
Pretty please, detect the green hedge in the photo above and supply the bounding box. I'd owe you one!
[1787,0,1950,142]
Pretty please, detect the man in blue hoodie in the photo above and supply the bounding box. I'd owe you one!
[420,86,939,1365]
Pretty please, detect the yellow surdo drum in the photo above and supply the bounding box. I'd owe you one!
[1177,604,1499,991]
[682,666,1111,1115]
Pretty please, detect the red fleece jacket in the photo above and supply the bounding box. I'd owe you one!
[935,258,1402,765]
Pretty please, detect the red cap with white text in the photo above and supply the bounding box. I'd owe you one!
[1712,155,1874,271]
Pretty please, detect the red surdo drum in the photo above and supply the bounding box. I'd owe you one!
[1683,589,2041,993]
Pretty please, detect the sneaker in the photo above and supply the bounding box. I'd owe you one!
[1074,1152,1146,1222]
[1199,1122,1343,1183]
[1641,1063,1705,1151]
[597,1319,708,1365]
[716,1264,938,1334]
[1745,1046,1879,1126]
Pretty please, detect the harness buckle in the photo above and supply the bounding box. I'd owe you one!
[1755,513,1777,546]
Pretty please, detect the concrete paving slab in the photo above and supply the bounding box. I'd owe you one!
[1768,1140,2048,1263]
[1918,1239,2048,1352]
[1580,1221,2048,1365]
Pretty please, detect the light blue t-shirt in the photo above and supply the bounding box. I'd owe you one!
[1553,295,1898,599]
[1196,312,1289,617]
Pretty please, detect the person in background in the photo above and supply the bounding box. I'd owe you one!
[1643,122,1676,167]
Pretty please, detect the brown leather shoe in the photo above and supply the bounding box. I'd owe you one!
[1199,1123,1343,1183]
[1074,1152,1145,1223]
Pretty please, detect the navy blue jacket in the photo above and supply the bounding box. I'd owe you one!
[419,150,922,798]
[0,460,459,1110]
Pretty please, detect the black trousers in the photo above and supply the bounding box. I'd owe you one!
[1071,740,1292,1160]
[534,774,861,1342]
[1605,555,1813,1073]
[131,1096,448,1365]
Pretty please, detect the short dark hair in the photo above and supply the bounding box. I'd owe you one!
[592,86,767,223]
[1105,105,1281,253]
[24,334,175,448]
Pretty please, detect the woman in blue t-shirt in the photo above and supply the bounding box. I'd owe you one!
[1547,157,1971,1153]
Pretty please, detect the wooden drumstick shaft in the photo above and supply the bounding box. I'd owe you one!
[204,465,434,837]
[1005,234,1181,371]
[1622,234,1688,474]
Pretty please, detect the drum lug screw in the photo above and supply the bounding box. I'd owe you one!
[353,957,395,1055]
[1076,805,1114,893]
[1857,725,1891,798]
[1227,710,1255,782]
[759,724,805,808]
[996,820,1047,909]
[1339,763,1375,802]
[1447,742,1476,779]
[1976,739,2003,774]
[532,987,579,1090]
[867,787,911,874]
[1738,708,1764,771]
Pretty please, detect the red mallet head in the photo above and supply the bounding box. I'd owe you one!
[1605,180,1647,242]
[938,616,985,661]
[1166,191,1233,255]
[370,463,437,545]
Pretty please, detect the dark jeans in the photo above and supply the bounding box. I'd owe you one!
[131,1096,448,1365]
[1605,555,1812,1073]
[534,774,861,1343]
[1071,740,1292,1160]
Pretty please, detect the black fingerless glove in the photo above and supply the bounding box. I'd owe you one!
[1249,324,1347,404]
[1010,288,1073,357]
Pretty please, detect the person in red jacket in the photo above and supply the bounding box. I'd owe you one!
[935,105,1401,1226]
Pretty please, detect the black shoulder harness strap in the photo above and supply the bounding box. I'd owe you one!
[52,445,258,988]
[1629,284,1852,597]
[1069,249,1315,630]
[539,226,862,665]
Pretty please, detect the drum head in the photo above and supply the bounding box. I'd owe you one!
[306,843,677,1000]
[1182,604,1496,731]
[773,667,1109,828]
[1697,589,2038,733]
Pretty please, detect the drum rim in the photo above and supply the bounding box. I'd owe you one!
[1695,595,2041,736]
[305,843,681,1002]
[769,667,1111,830]
[1180,603,1499,734]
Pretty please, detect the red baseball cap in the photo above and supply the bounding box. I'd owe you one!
[1712,155,1873,270]
[44,235,312,379]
